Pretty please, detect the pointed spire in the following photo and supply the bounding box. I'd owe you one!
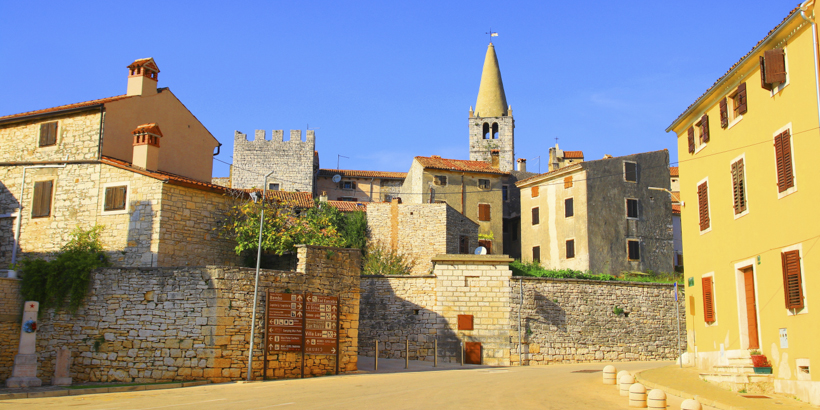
[474,43,508,117]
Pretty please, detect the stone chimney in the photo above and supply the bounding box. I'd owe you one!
[516,158,527,172]
[132,123,162,171]
[126,58,160,96]
[319,191,328,202]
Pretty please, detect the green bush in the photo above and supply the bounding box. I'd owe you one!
[19,225,110,314]
[362,243,415,275]
[510,260,616,281]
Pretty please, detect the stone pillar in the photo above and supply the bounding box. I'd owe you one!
[6,301,42,388]
[52,348,72,386]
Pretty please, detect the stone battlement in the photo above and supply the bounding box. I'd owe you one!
[235,129,315,144]
[231,128,318,192]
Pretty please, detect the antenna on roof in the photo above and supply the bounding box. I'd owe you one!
[337,155,349,170]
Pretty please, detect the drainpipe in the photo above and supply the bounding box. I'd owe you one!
[369,177,374,202]
[461,173,465,214]
[96,106,105,159]
[12,161,69,267]
[800,5,820,128]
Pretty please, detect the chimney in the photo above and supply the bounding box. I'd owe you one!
[516,158,527,172]
[126,58,160,96]
[132,123,162,171]
[319,191,328,202]
[490,150,500,169]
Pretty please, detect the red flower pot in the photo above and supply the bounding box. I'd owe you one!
[751,355,769,367]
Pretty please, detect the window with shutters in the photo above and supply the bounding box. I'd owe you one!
[730,157,748,217]
[721,83,748,129]
[760,48,788,94]
[532,246,540,263]
[626,198,638,219]
[781,248,806,314]
[624,161,638,182]
[697,179,711,233]
[564,176,573,189]
[433,175,447,186]
[38,121,58,147]
[627,239,640,261]
[342,180,357,190]
[531,185,539,198]
[564,198,574,218]
[31,180,54,218]
[772,126,796,197]
[694,114,710,153]
[531,207,539,225]
[478,179,490,189]
[702,275,717,324]
[478,203,491,221]
[103,185,128,212]
[566,239,575,259]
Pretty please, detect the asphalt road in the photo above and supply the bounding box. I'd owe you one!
[0,360,714,410]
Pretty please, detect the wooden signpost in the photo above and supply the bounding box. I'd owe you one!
[265,291,340,379]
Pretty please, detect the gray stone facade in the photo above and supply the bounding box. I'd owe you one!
[232,130,318,193]
[469,115,514,172]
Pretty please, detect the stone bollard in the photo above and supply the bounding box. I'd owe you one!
[616,370,630,390]
[52,348,72,386]
[629,383,647,408]
[603,365,617,385]
[647,389,666,410]
[680,399,702,410]
[619,373,636,397]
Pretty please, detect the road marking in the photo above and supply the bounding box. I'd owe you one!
[245,403,294,409]
[127,398,227,409]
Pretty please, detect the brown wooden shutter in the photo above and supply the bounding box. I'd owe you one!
[104,187,116,211]
[688,127,695,153]
[702,277,715,323]
[765,49,787,85]
[700,114,710,143]
[478,204,490,221]
[532,207,539,225]
[774,130,794,192]
[31,180,53,218]
[731,159,746,214]
[564,176,573,189]
[698,182,709,231]
[760,56,772,90]
[531,186,539,197]
[737,82,748,114]
[719,98,728,128]
[39,122,57,147]
[781,250,804,310]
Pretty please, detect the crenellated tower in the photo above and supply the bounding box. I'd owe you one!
[231,129,317,192]
[469,43,514,171]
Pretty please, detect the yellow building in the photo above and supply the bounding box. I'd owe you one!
[666,2,820,403]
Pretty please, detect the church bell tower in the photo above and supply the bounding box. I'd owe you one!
[469,43,514,171]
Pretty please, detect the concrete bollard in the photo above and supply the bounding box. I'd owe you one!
[680,399,702,410]
[619,373,636,397]
[616,370,630,390]
[647,389,666,410]
[603,365,617,385]
[628,383,647,408]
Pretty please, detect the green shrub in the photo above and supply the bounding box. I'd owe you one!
[20,225,110,314]
[509,260,682,284]
[362,243,415,275]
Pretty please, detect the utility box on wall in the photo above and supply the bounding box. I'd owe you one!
[458,314,474,330]
[465,342,482,364]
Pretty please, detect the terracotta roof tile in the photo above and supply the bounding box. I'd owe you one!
[326,200,367,212]
[0,95,134,122]
[672,204,681,215]
[101,156,230,192]
[670,167,679,177]
[563,151,584,159]
[318,169,407,179]
[671,191,681,203]
[515,163,583,186]
[415,156,509,175]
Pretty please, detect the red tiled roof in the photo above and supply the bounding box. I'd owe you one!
[672,204,681,215]
[564,151,584,159]
[515,163,582,187]
[133,123,163,137]
[671,191,681,203]
[101,156,231,193]
[667,5,802,131]
[670,167,679,177]
[326,200,367,212]
[415,156,509,175]
[0,95,134,122]
[318,169,407,179]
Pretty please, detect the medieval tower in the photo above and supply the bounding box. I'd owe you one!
[231,129,318,192]
[469,43,514,172]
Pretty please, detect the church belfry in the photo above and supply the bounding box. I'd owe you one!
[469,43,514,171]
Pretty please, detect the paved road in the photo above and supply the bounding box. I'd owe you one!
[0,360,716,410]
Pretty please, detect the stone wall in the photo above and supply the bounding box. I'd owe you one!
[0,110,102,163]
[231,130,316,193]
[0,278,22,382]
[0,245,360,384]
[469,116,515,172]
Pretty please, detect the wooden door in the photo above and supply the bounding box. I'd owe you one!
[465,342,482,364]
[743,268,760,349]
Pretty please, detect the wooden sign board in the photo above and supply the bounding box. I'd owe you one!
[266,292,305,353]
[305,294,339,356]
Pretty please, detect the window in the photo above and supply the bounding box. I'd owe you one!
[688,114,711,154]
[565,198,574,217]
[702,276,716,323]
[492,123,499,139]
[566,240,575,259]
[459,236,470,254]
[478,204,491,221]
[760,48,787,91]
[564,176,573,189]
[268,183,280,191]
[720,83,748,128]
[478,239,492,253]
[531,207,539,225]
[31,180,54,218]
[482,123,490,139]
[478,179,490,189]
[342,181,357,190]
[383,194,393,203]
[531,186,539,198]
[626,198,638,219]
[532,246,540,263]
[39,122,58,147]
[697,181,710,232]
[624,161,638,182]
[781,250,804,310]
[104,186,127,211]
[627,239,640,261]
[433,175,447,186]
[502,185,509,201]
[774,129,794,193]
[730,159,747,215]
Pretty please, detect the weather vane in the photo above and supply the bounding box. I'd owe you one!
[486,29,498,43]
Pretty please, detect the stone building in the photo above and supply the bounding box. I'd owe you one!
[0,58,240,269]
[547,144,585,172]
[316,169,406,202]
[231,129,319,193]
[366,200,478,275]
[516,150,674,275]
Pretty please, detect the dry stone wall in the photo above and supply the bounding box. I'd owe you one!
[231,130,316,193]
[0,111,102,163]
[0,245,360,384]
[0,278,22,382]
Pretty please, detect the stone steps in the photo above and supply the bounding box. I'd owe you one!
[699,361,774,394]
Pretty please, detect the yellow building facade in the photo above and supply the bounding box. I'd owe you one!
[666,2,820,404]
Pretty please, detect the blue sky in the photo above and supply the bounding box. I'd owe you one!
[0,1,802,177]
